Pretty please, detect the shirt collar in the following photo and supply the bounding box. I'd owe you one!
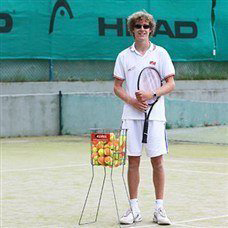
[130,42,155,53]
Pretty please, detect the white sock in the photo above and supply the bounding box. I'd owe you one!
[155,199,164,209]
[130,198,140,213]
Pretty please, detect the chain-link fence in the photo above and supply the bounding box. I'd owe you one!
[174,61,228,80]
[0,60,228,82]
[0,60,50,82]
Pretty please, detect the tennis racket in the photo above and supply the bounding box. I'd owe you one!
[137,66,162,143]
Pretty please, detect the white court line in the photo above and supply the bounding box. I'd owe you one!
[172,224,198,228]
[134,214,228,228]
[133,223,196,228]
[1,163,88,172]
[141,159,228,166]
[165,159,228,166]
[165,168,227,176]
[2,158,228,174]
[2,164,227,176]
[140,165,227,175]
[135,224,196,228]
[174,214,228,224]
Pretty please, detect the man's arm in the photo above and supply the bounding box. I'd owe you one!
[156,75,175,96]
[113,77,148,112]
[135,76,175,102]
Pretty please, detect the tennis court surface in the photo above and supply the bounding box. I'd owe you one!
[1,126,228,227]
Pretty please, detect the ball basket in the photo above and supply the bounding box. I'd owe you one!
[78,128,132,227]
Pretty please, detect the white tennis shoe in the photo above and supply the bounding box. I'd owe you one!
[153,207,171,225]
[119,208,142,224]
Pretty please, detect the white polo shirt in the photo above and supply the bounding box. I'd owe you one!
[113,42,175,121]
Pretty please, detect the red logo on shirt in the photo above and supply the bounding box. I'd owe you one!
[150,61,156,65]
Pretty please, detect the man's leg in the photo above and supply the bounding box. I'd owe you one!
[150,155,164,200]
[120,156,142,224]
[151,155,171,225]
[120,120,143,224]
[128,156,141,199]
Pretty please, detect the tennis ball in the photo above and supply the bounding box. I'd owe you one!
[94,156,99,162]
[105,156,113,166]
[110,133,116,141]
[113,160,120,167]
[113,140,119,147]
[122,144,126,151]
[117,147,123,153]
[109,149,113,157]
[104,148,111,156]
[110,144,115,150]
[113,153,119,160]
[98,148,104,157]
[92,140,98,146]
[97,141,104,149]
[104,143,110,149]
[91,152,99,160]
[119,135,126,146]
[93,160,99,166]
[119,153,124,159]
[98,156,105,165]
[92,146,98,153]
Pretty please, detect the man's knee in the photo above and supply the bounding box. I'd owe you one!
[128,156,140,170]
[151,155,164,171]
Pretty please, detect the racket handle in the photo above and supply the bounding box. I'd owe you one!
[142,119,149,143]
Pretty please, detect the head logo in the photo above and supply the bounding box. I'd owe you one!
[49,0,74,34]
[0,13,13,33]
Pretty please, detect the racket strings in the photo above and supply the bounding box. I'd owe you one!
[139,69,161,104]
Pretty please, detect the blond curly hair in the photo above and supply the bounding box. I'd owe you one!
[127,10,156,37]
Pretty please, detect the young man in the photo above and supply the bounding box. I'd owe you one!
[113,10,175,225]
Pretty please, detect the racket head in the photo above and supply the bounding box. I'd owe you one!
[137,67,162,105]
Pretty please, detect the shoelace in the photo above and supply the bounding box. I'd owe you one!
[124,209,139,218]
[158,208,166,217]
[124,209,133,217]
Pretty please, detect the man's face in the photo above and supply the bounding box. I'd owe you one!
[133,19,151,42]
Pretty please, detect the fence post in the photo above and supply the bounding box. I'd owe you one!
[59,91,62,135]
[49,59,54,81]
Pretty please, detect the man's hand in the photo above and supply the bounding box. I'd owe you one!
[114,78,149,112]
[129,97,148,112]
[135,90,153,102]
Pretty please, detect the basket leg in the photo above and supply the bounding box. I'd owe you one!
[78,166,107,225]
[94,166,107,222]
[110,166,121,226]
[78,165,95,225]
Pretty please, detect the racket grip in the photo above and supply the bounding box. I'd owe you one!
[142,119,149,143]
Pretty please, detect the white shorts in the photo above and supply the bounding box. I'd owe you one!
[122,120,168,157]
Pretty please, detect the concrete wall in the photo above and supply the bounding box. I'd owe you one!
[61,93,228,135]
[165,98,228,128]
[0,80,227,137]
[0,94,59,137]
[61,93,123,135]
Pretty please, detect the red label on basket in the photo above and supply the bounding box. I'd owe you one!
[91,133,110,143]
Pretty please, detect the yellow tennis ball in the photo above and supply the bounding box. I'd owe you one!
[98,148,104,157]
[92,146,98,153]
[110,133,116,141]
